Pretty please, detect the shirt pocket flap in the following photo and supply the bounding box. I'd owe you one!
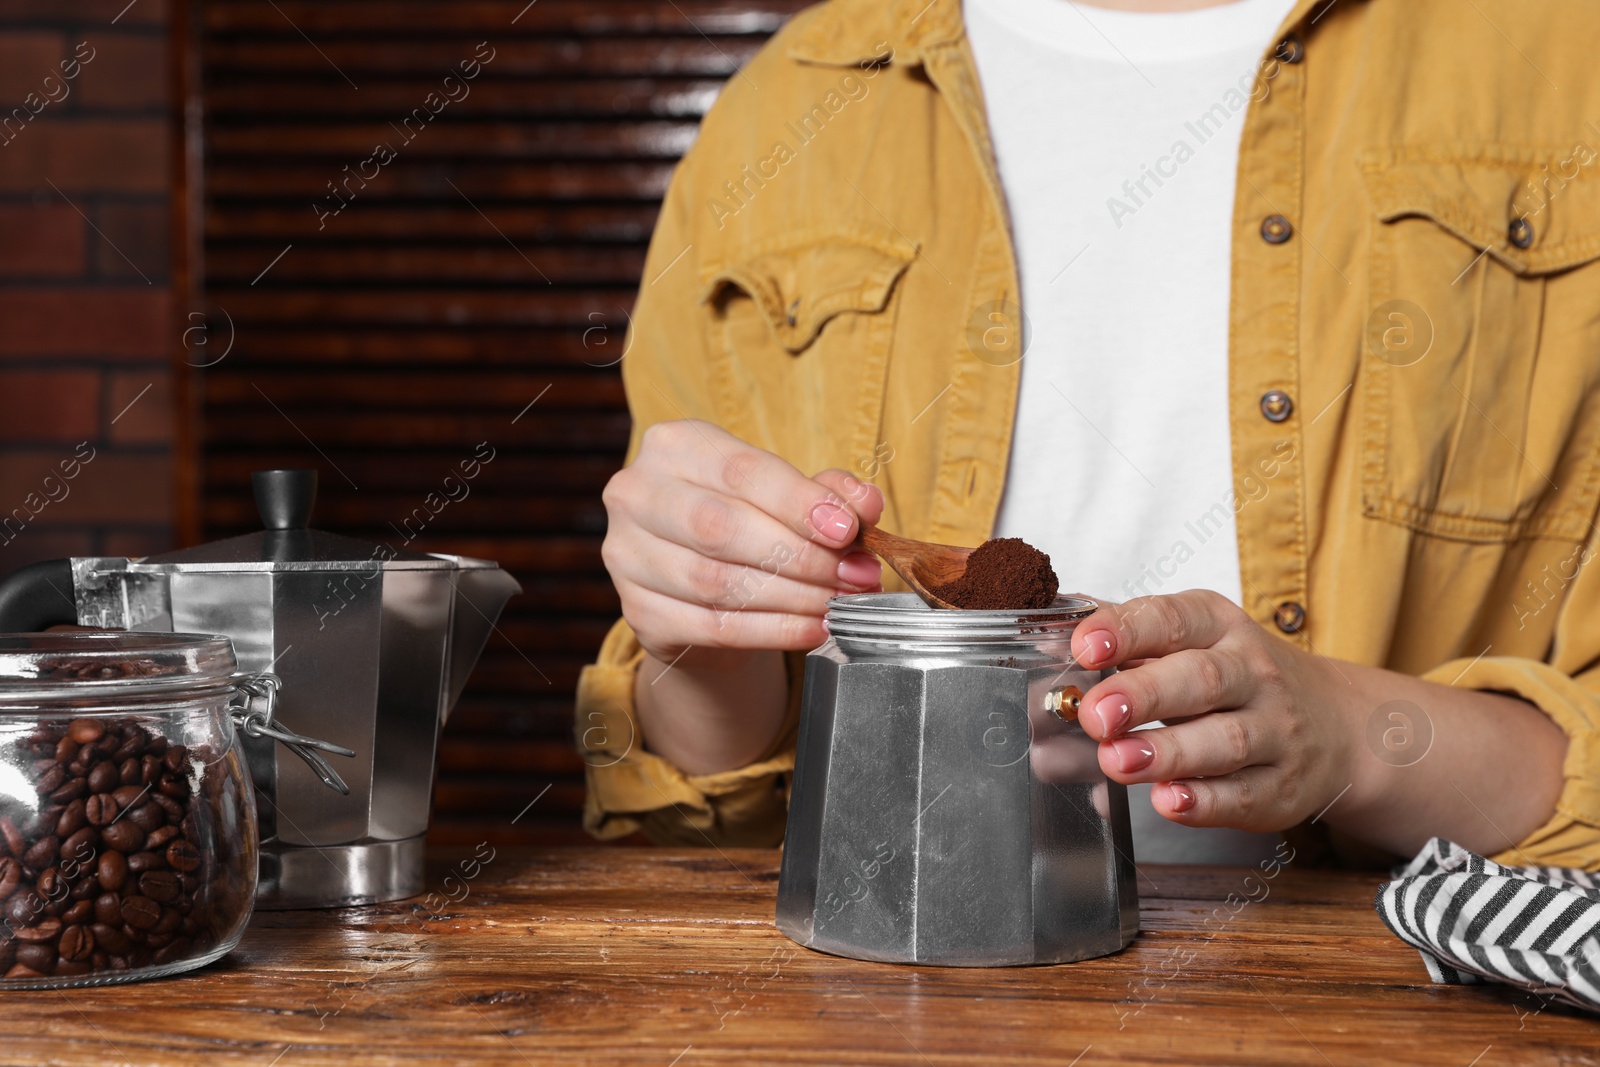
[1360,147,1600,275]
[700,232,917,353]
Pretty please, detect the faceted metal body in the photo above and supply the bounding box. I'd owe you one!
[777,594,1139,966]
[65,535,519,909]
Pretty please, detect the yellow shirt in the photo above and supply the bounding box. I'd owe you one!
[576,0,1600,868]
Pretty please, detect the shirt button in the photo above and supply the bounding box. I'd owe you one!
[1274,602,1306,634]
[1508,217,1534,249]
[1275,35,1305,64]
[1260,390,1293,422]
[1260,215,1293,244]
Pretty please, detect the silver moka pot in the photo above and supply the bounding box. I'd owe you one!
[0,469,522,909]
[777,593,1139,966]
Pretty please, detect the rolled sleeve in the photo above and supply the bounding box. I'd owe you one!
[575,617,802,846]
[1420,655,1600,869]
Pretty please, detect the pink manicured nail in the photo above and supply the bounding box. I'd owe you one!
[1089,695,1131,737]
[836,552,882,589]
[1079,629,1116,667]
[809,502,854,542]
[1109,737,1155,774]
[1168,782,1195,813]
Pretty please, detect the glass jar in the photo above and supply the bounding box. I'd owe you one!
[0,632,259,988]
[776,593,1140,966]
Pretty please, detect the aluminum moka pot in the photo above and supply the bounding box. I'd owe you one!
[777,593,1139,966]
[0,469,521,909]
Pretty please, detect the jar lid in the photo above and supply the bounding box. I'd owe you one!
[0,631,243,709]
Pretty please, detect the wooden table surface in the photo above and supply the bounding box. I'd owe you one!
[7,847,1597,1066]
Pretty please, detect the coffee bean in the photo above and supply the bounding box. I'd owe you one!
[153,936,193,966]
[58,925,92,962]
[165,840,201,874]
[4,964,44,980]
[126,851,163,875]
[111,785,147,810]
[15,943,56,972]
[114,731,146,761]
[0,817,23,858]
[87,761,118,795]
[67,754,91,778]
[93,893,122,927]
[152,795,183,822]
[163,745,188,774]
[99,821,145,854]
[158,774,189,799]
[146,736,168,758]
[12,917,61,942]
[139,871,181,904]
[66,718,106,745]
[90,923,132,955]
[95,732,121,756]
[146,826,179,852]
[54,737,79,764]
[139,755,161,785]
[23,835,58,871]
[122,896,160,930]
[95,850,127,893]
[34,764,65,796]
[55,798,87,838]
[53,960,92,977]
[118,756,141,786]
[35,867,63,901]
[0,858,19,899]
[151,906,181,937]
[5,890,43,926]
[126,803,163,833]
[69,877,99,903]
[49,776,88,804]
[62,899,93,926]
[61,827,98,866]
[84,794,118,827]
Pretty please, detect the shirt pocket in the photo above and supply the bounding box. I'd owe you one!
[1359,147,1600,543]
[700,228,916,475]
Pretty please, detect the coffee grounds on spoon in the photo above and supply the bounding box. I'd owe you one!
[928,537,1059,610]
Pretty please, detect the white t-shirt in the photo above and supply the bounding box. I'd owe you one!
[967,0,1296,864]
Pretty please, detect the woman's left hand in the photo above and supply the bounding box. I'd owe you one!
[1070,589,1354,831]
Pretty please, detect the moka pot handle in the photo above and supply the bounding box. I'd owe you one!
[0,559,78,632]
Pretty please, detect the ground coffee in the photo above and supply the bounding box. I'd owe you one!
[929,537,1059,610]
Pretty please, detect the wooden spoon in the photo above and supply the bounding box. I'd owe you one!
[856,525,973,609]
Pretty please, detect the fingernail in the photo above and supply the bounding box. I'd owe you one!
[1109,737,1155,774]
[809,502,854,542]
[1168,782,1195,813]
[1089,694,1130,737]
[1079,629,1116,667]
[836,551,882,589]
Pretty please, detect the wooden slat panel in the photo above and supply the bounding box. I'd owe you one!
[207,246,648,285]
[203,0,801,34]
[199,0,799,845]
[208,120,700,158]
[208,203,661,240]
[219,329,642,366]
[207,79,722,119]
[206,38,763,77]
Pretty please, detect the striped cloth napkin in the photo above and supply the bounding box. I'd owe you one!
[1375,838,1600,1013]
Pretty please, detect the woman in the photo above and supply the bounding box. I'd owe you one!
[577,0,1600,869]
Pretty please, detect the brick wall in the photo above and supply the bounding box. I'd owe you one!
[0,0,177,580]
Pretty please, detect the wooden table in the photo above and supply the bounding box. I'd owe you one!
[8,847,1596,1065]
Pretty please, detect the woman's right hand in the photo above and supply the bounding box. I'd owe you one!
[601,419,885,666]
